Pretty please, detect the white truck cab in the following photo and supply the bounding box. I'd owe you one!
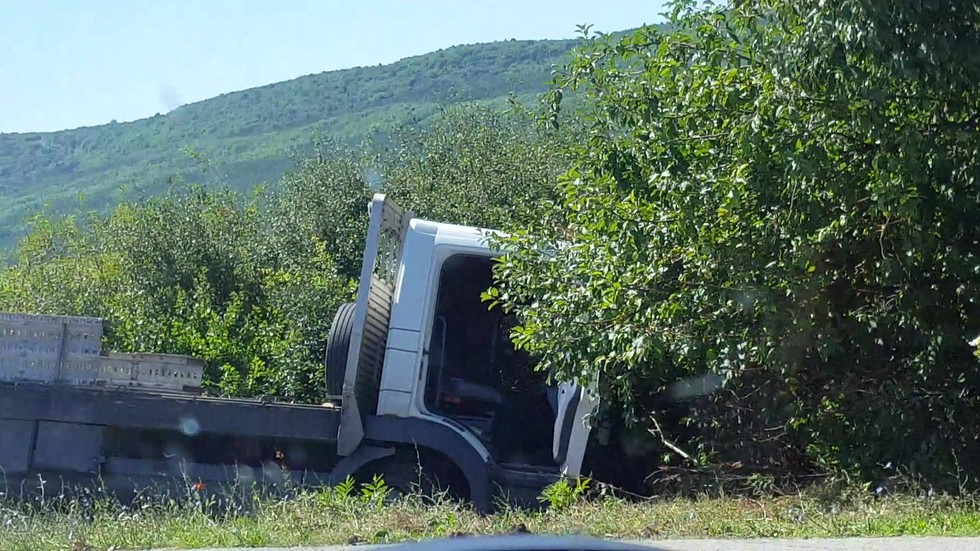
[329,193,598,507]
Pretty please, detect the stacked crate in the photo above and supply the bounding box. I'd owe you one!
[0,312,203,394]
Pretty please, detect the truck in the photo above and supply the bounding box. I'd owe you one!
[0,193,599,512]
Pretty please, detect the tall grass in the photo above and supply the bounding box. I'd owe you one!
[3,474,980,551]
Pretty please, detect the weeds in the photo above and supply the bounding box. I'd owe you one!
[538,477,591,511]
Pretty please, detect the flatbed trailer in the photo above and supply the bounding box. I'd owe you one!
[0,194,601,512]
[1,381,342,497]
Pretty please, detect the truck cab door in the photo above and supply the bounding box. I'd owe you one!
[551,378,598,478]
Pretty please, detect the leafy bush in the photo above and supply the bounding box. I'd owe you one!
[492,0,980,488]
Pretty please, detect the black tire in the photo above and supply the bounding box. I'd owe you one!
[325,302,356,397]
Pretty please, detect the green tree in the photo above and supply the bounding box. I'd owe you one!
[492,0,980,486]
[266,139,375,280]
[0,183,355,402]
[373,104,575,232]
[0,211,125,316]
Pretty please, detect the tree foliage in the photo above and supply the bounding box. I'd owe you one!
[492,0,980,485]
[374,104,575,231]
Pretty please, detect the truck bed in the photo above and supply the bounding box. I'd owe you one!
[0,382,343,498]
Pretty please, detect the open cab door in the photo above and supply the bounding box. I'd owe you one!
[552,376,599,478]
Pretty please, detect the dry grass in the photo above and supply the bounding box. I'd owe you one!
[2,477,980,551]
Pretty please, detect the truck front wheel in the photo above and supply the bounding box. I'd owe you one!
[324,302,356,398]
[358,450,467,505]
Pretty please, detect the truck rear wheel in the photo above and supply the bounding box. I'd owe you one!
[325,302,356,398]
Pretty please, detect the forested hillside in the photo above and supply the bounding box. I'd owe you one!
[0,36,581,250]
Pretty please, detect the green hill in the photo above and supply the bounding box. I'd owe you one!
[0,36,582,250]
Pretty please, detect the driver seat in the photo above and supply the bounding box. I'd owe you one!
[439,316,504,408]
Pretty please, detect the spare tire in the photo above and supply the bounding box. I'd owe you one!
[325,302,356,397]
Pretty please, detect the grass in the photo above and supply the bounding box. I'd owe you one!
[2,476,980,551]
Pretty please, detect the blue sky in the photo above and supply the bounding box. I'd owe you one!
[0,0,667,134]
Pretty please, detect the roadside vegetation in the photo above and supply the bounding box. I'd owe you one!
[3,476,980,551]
[1,0,979,539]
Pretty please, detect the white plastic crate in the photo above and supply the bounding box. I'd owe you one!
[0,312,203,393]
[58,353,204,391]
